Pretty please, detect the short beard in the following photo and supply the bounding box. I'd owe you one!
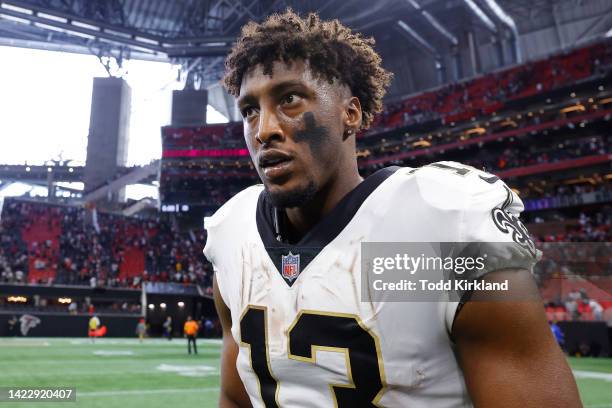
[264,181,318,208]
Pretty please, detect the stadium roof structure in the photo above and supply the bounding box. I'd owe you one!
[1,0,610,89]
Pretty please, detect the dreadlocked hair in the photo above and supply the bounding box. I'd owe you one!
[223,9,393,129]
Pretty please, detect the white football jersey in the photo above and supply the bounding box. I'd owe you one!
[204,162,537,408]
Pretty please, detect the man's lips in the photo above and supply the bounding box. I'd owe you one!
[258,150,294,180]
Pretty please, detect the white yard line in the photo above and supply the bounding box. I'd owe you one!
[0,341,49,347]
[574,370,612,382]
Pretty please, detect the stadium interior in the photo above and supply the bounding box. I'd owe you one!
[0,0,611,406]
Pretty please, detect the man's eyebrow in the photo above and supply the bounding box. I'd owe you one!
[237,80,308,106]
[236,93,256,108]
[269,79,307,94]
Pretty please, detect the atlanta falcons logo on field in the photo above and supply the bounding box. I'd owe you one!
[281,252,300,282]
[491,208,536,257]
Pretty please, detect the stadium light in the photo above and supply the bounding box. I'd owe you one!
[160,303,166,309]
[66,30,96,40]
[148,303,155,310]
[0,13,29,24]
[177,301,185,308]
[33,21,65,33]
[0,3,32,14]
[70,20,100,31]
[36,12,67,23]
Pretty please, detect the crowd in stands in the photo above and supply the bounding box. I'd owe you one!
[157,42,612,173]
[0,202,56,284]
[545,289,607,325]
[160,175,253,208]
[0,200,213,292]
[2,201,608,289]
[163,95,610,176]
[536,235,611,329]
[463,134,609,173]
[356,129,610,178]
[518,178,610,200]
[366,40,612,133]
[359,99,610,168]
[527,207,612,242]
[162,123,244,150]
[521,183,611,213]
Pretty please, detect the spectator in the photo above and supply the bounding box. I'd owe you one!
[588,299,604,321]
[163,316,173,341]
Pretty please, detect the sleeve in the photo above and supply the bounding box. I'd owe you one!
[460,177,540,271]
[203,219,232,309]
[202,185,261,310]
[443,168,541,333]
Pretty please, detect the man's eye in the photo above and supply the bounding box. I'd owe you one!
[281,93,301,106]
[242,107,257,119]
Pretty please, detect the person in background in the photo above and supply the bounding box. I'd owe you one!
[136,318,146,343]
[183,316,199,355]
[549,319,565,351]
[163,316,173,341]
[588,299,604,321]
[7,315,17,336]
[565,289,581,320]
[88,315,100,343]
[198,317,204,338]
[204,318,214,338]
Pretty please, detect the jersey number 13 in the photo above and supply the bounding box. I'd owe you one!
[240,306,386,407]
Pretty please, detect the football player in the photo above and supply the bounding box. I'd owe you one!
[204,9,581,408]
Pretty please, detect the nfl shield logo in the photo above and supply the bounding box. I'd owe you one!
[281,252,300,282]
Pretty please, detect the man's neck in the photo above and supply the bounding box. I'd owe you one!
[284,168,362,243]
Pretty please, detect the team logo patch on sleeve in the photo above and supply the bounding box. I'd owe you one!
[491,208,536,256]
[281,252,300,282]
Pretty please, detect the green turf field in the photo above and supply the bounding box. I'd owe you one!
[0,337,610,407]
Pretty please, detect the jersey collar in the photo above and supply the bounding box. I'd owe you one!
[256,166,399,286]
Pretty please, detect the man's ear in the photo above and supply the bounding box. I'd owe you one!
[343,96,362,139]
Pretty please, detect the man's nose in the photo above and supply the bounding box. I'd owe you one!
[257,109,284,146]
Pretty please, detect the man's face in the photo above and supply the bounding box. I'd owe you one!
[237,60,350,208]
